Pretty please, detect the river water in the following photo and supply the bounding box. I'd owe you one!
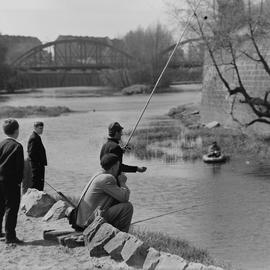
[1,86,270,270]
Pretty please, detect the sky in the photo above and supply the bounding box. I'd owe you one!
[0,0,177,43]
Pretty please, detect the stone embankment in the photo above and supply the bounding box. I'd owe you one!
[21,189,224,270]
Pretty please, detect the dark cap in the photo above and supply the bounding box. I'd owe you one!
[108,122,123,136]
[100,153,119,170]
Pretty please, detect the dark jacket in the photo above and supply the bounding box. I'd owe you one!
[27,131,47,166]
[0,138,24,184]
[100,138,137,173]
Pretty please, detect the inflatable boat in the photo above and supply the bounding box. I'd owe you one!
[202,154,227,164]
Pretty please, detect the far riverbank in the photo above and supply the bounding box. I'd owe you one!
[128,102,270,162]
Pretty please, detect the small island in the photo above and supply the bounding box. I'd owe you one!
[0,105,72,119]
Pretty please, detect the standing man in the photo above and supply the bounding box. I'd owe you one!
[0,119,24,244]
[100,122,147,176]
[27,121,47,191]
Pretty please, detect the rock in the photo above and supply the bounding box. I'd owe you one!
[43,229,75,241]
[42,200,69,222]
[189,110,200,115]
[85,223,119,257]
[205,121,220,129]
[58,232,84,248]
[21,189,56,217]
[121,235,149,268]
[155,253,187,270]
[121,84,149,95]
[143,247,160,270]
[104,231,130,261]
[185,262,206,270]
[22,158,32,194]
[83,215,106,244]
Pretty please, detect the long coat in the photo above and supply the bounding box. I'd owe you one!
[27,131,47,166]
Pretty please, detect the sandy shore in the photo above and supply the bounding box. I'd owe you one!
[0,211,134,270]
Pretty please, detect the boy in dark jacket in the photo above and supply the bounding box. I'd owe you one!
[27,121,47,191]
[0,119,24,244]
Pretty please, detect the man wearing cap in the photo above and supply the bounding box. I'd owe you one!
[27,121,47,191]
[76,153,133,232]
[100,122,147,176]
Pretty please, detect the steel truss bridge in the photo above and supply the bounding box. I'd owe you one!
[10,37,203,88]
[12,38,136,71]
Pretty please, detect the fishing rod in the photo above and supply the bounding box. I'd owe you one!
[124,0,203,148]
[131,202,208,225]
[45,180,76,208]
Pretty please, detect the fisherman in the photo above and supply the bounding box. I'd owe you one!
[76,153,133,232]
[207,141,221,158]
[27,121,47,191]
[0,119,24,244]
[100,122,147,177]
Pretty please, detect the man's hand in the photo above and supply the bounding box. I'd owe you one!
[137,166,147,173]
[118,173,127,184]
[121,145,131,153]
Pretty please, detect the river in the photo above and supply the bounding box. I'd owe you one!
[1,86,270,270]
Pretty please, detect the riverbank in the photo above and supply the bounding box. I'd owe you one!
[127,102,270,162]
[0,210,229,270]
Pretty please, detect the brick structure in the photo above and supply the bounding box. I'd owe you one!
[201,46,270,135]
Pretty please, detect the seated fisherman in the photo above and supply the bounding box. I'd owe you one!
[207,141,221,157]
[76,153,133,233]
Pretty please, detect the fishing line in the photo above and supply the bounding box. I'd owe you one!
[131,202,208,225]
[125,0,203,148]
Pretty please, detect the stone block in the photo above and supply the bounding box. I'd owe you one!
[43,229,74,241]
[143,247,160,270]
[185,262,206,270]
[83,215,106,244]
[58,232,84,248]
[155,253,187,270]
[42,200,68,222]
[21,189,56,217]
[104,231,130,261]
[86,223,119,257]
[121,235,149,268]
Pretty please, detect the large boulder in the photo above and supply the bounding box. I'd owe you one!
[42,200,69,221]
[21,189,56,217]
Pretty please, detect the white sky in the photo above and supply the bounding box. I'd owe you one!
[0,0,180,43]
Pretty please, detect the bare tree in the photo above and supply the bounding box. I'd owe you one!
[123,23,175,86]
[170,0,270,126]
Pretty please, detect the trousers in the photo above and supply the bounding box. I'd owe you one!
[0,181,21,240]
[103,202,133,233]
[31,163,45,191]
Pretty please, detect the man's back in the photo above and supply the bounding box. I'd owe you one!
[0,138,24,183]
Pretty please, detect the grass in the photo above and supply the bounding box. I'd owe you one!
[126,104,270,162]
[0,105,72,119]
[130,227,233,269]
